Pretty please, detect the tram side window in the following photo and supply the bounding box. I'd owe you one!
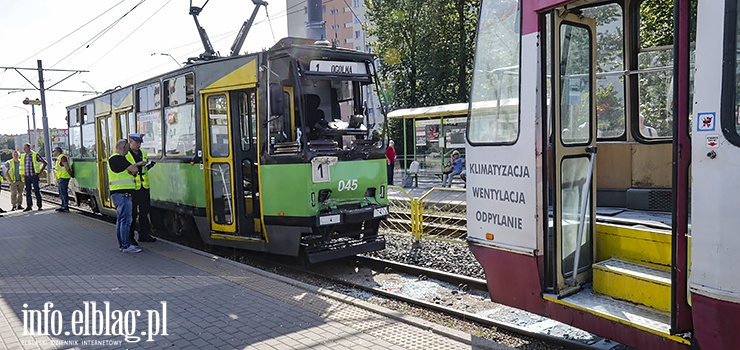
[239,90,257,151]
[635,0,675,139]
[136,83,163,157]
[208,95,230,158]
[164,74,196,156]
[582,4,625,139]
[467,0,520,144]
[68,126,81,157]
[77,105,95,158]
[81,123,96,158]
[67,108,81,157]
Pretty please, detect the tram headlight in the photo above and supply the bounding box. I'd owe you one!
[379,185,385,198]
[364,187,376,198]
[318,189,332,203]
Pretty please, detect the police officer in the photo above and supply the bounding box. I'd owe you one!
[127,133,156,244]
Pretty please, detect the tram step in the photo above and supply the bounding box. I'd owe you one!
[595,223,672,267]
[546,286,691,345]
[593,258,671,312]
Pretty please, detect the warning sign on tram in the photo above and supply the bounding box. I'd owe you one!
[706,134,720,148]
[697,112,716,132]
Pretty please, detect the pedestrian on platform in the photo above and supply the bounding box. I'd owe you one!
[126,133,156,244]
[109,139,143,254]
[442,150,464,188]
[386,140,396,185]
[5,151,24,211]
[0,162,6,216]
[21,143,47,211]
[52,147,73,212]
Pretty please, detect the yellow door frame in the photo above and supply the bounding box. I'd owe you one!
[202,92,237,233]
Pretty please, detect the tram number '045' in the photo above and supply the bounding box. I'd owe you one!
[338,179,358,191]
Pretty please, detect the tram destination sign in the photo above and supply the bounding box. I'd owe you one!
[310,60,367,75]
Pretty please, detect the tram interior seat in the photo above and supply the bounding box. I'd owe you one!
[306,94,326,136]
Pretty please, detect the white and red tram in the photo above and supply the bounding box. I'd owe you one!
[466,0,740,348]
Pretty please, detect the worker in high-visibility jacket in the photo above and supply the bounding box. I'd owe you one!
[4,150,24,211]
[109,139,145,254]
[126,133,157,245]
[52,147,73,212]
[20,143,47,211]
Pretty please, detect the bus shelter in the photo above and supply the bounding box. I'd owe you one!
[387,103,468,186]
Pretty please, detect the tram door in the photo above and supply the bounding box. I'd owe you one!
[232,88,260,237]
[96,114,115,208]
[203,93,237,233]
[550,11,597,293]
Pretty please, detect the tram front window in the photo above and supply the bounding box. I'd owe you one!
[301,78,376,150]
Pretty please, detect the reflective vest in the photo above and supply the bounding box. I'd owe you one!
[108,153,136,191]
[55,153,73,179]
[19,151,42,176]
[8,159,23,182]
[125,149,149,189]
[6,160,21,182]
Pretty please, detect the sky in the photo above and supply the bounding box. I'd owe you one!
[0,0,289,136]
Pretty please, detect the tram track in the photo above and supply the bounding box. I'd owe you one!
[233,252,620,350]
[22,185,621,349]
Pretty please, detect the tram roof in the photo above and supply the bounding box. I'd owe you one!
[387,103,469,120]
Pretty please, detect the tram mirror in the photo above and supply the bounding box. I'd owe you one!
[269,83,284,116]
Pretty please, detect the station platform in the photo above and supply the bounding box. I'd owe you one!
[0,192,504,350]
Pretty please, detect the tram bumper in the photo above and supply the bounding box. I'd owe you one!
[304,205,388,263]
[317,205,389,226]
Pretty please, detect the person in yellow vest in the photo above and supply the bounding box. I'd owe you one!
[52,147,73,212]
[109,139,145,254]
[21,143,48,212]
[126,133,157,244]
[4,150,25,211]
[0,161,5,216]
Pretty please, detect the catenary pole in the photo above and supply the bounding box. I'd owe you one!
[38,60,53,184]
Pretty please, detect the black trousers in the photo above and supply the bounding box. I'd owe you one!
[24,175,42,208]
[129,188,153,240]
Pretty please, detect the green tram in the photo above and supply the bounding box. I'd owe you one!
[65,38,389,262]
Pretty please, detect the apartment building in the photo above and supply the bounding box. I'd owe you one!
[286,0,382,121]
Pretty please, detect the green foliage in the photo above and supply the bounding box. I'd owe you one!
[596,82,625,137]
[0,149,12,162]
[639,0,674,48]
[367,0,479,154]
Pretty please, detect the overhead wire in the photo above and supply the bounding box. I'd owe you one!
[0,0,308,129]
[13,0,129,67]
[51,0,147,68]
[88,0,174,69]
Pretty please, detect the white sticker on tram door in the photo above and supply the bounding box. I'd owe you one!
[706,134,720,148]
[311,156,338,183]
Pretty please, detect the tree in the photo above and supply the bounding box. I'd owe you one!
[366,0,479,153]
